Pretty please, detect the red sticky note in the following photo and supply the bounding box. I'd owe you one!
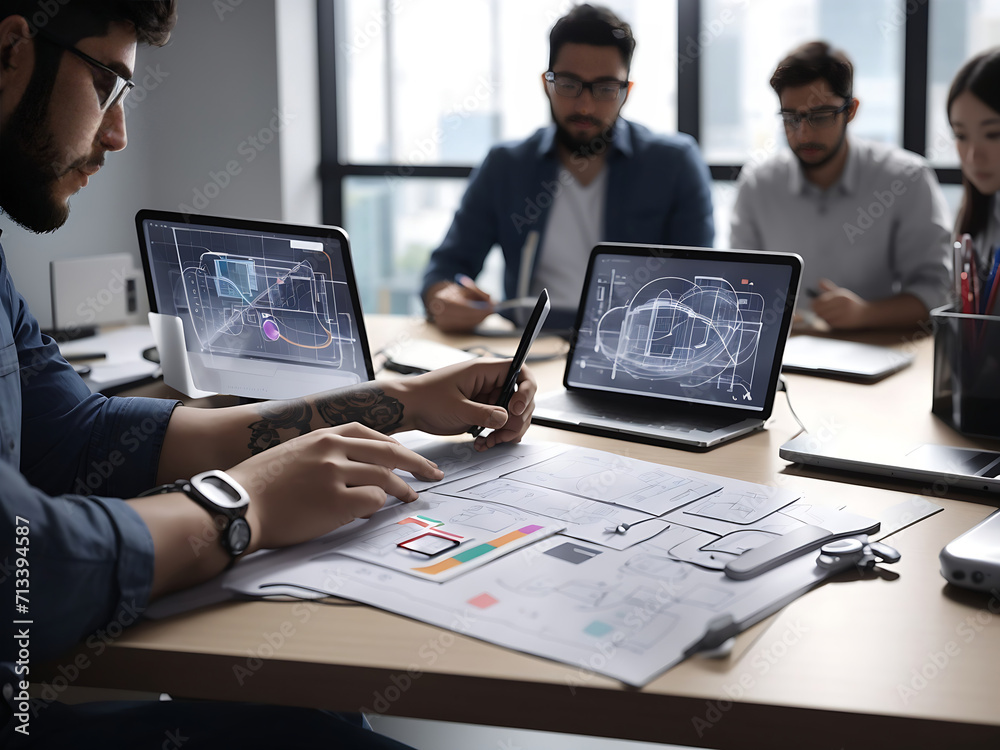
[468,593,499,609]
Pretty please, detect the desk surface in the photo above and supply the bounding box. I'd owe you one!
[46,318,1000,749]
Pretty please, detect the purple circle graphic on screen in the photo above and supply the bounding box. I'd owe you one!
[261,318,280,341]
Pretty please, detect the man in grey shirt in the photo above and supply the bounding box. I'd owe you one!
[730,41,951,330]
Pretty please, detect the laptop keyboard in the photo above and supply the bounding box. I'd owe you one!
[540,391,736,434]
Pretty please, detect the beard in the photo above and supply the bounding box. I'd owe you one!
[792,121,848,172]
[0,72,93,234]
[551,104,617,160]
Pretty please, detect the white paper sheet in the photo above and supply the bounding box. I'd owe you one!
[149,437,893,686]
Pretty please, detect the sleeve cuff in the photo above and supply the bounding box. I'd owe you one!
[904,281,949,312]
[89,495,156,618]
[88,397,181,498]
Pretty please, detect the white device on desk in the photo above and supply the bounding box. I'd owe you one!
[137,210,374,400]
[533,243,802,450]
[940,510,1000,592]
[50,252,141,329]
[58,325,159,393]
[780,433,1000,494]
[383,340,478,374]
[781,335,914,382]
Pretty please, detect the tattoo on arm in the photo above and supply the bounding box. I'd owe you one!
[315,386,404,433]
[247,400,314,455]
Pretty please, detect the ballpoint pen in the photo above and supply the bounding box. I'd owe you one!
[454,274,491,309]
[982,247,1000,316]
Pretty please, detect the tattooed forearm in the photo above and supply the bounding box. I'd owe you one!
[247,400,314,454]
[314,385,404,433]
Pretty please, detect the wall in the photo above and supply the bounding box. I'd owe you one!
[276,0,322,227]
[3,0,322,328]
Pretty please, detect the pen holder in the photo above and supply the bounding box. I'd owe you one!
[931,305,1000,440]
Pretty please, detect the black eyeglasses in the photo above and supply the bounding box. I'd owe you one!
[34,29,135,112]
[779,100,852,130]
[544,71,629,102]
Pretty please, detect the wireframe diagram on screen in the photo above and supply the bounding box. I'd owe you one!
[569,254,791,409]
[142,218,371,396]
[599,275,762,393]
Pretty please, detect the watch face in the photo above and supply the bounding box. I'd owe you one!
[227,518,252,556]
[192,470,250,511]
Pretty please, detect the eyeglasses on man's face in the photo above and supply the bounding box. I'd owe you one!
[35,28,135,112]
[545,71,629,102]
[779,100,852,130]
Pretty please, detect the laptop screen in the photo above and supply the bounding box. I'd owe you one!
[137,210,373,388]
[565,244,800,413]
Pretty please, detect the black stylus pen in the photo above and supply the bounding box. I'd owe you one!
[469,289,551,438]
[470,366,521,438]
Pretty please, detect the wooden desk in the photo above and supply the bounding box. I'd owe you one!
[42,318,1000,749]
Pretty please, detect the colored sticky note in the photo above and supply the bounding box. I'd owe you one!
[454,543,494,562]
[468,593,499,609]
[584,621,614,637]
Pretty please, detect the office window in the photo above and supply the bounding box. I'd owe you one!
[345,176,469,315]
[322,1,964,313]
[926,0,1000,167]
[338,0,677,166]
[332,0,676,312]
[700,0,903,164]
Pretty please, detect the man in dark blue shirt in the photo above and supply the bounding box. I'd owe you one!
[0,2,537,747]
[422,4,715,332]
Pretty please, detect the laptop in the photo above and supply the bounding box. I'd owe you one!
[136,209,374,400]
[781,335,914,382]
[532,243,802,450]
[780,433,1000,494]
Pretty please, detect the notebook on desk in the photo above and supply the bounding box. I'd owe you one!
[532,243,802,450]
[781,335,914,382]
[780,433,1000,494]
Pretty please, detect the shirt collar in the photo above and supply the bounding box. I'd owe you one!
[537,118,633,159]
[788,138,857,196]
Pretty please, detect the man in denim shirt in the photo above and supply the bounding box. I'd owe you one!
[0,2,539,747]
[422,4,715,332]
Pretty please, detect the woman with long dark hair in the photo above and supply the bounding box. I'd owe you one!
[948,47,1000,269]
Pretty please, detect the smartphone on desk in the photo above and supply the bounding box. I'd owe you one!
[940,510,1000,592]
[470,289,550,437]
